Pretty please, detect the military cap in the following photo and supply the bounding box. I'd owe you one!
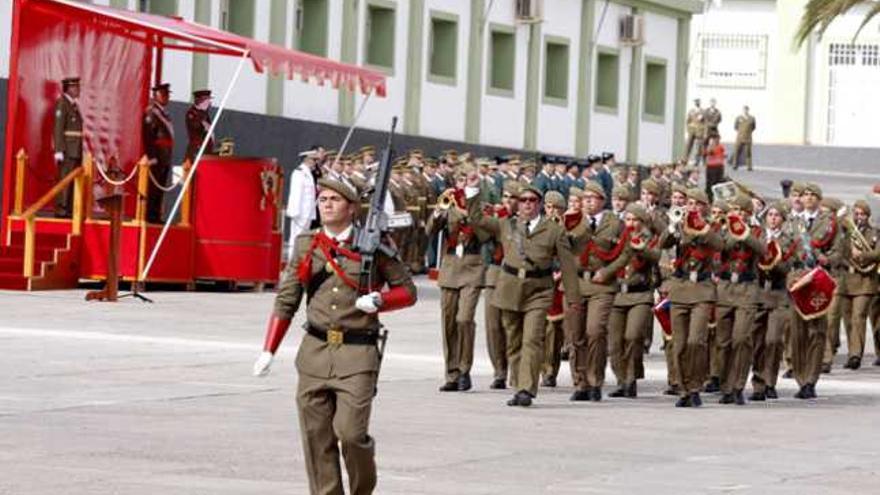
[62,77,81,88]
[454,164,476,179]
[358,145,376,155]
[519,184,543,199]
[686,188,709,205]
[640,179,660,195]
[790,181,806,195]
[298,149,320,158]
[317,178,359,203]
[521,161,536,173]
[853,199,872,216]
[152,82,171,93]
[193,89,212,99]
[544,191,566,209]
[569,186,584,198]
[587,154,601,165]
[601,152,615,162]
[766,200,789,217]
[503,180,522,197]
[803,182,823,199]
[821,196,842,213]
[583,181,606,199]
[612,185,631,201]
[540,155,552,164]
[506,154,522,164]
[730,194,753,212]
[712,199,729,212]
[408,148,424,157]
[624,203,650,224]
[671,183,688,196]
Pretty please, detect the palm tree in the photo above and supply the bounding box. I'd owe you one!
[796,0,880,46]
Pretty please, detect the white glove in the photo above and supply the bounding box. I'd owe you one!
[355,292,382,314]
[465,186,480,199]
[54,152,64,162]
[252,351,274,377]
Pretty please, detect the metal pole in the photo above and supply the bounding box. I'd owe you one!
[328,89,374,172]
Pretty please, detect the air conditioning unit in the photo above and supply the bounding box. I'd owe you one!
[515,0,543,23]
[619,15,645,45]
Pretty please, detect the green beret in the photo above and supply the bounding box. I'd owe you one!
[730,194,753,213]
[854,199,872,216]
[583,181,606,199]
[640,179,660,195]
[503,180,522,197]
[803,182,823,199]
[544,191,566,209]
[612,186,631,201]
[624,203,650,224]
[687,188,709,205]
[317,178,359,203]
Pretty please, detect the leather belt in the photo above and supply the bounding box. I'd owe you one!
[305,324,378,346]
[620,282,651,293]
[64,131,83,137]
[502,263,552,279]
[446,247,481,256]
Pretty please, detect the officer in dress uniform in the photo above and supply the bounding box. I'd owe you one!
[142,83,175,223]
[185,89,214,163]
[252,178,417,495]
[53,77,84,218]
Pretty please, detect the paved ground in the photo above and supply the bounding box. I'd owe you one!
[2,276,880,495]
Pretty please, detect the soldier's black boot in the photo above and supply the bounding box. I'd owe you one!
[846,356,861,370]
[570,388,592,401]
[439,381,459,392]
[489,378,507,390]
[541,375,557,388]
[704,376,721,393]
[690,392,703,407]
[805,383,817,399]
[874,357,880,367]
[765,386,778,399]
[782,369,793,379]
[719,392,735,404]
[625,382,637,398]
[457,373,472,391]
[821,363,832,374]
[507,390,533,407]
[609,386,627,398]
[749,390,766,401]
[590,386,602,402]
[675,395,692,408]
[794,385,808,399]
[734,389,746,406]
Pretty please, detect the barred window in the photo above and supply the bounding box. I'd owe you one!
[829,43,880,67]
[696,34,767,89]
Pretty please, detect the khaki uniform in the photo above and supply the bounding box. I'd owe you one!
[838,223,880,361]
[684,106,705,162]
[402,177,424,273]
[752,228,795,395]
[703,106,722,141]
[53,95,83,216]
[661,225,723,398]
[567,212,631,391]
[426,205,486,386]
[609,228,659,388]
[274,229,417,495]
[470,207,580,398]
[714,225,766,395]
[787,210,840,389]
[733,114,756,170]
[484,243,508,383]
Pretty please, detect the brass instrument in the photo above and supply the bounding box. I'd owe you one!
[438,189,457,210]
[549,212,563,225]
[667,206,685,226]
[843,214,876,273]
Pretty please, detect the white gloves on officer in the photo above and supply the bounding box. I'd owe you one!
[53,152,64,162]
[252,351,274,377]
[355,292,382,314]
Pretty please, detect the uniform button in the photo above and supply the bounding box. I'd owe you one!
[332,287,339,293]
[331,304,337,310]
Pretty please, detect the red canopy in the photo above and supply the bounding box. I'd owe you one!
[38,0,387,96]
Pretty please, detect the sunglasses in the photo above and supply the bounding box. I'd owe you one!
[520,196,540,203]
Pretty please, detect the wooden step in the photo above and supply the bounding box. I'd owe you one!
[0,273,28,290]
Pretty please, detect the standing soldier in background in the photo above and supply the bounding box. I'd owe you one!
[532,156,556,195]
[684,99,704,164]
[703,98,722,147]
[427,166,486,392]
[185,89,214,163]
[732,105,756,171]
[252,178,417,495]
[53,76,83,218]
[142,83,175,224]
[469,183,581,407]
[839,200,879,370]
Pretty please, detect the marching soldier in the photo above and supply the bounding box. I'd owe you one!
[661,188,723,407]
[751,201,796,400]
[820,197,845,374]
[533,156,557,195]
[608,204,660,398]
[53,76,84,218]
[541,191,568,387]
[468,182,581,407]
[252,178,417,495]
[427,166,486,392]
[732,106,756,171]
[185,89,214,163]
[713,195,766,405]
[786,183,839,399]
[611,186,631,221]
[684,99,704,163]
[839,200,879,369]
[565,182,632,401]
[142,83,175,223]
[482,182,521,389]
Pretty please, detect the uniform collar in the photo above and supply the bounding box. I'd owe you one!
[323,224,353,243]
[64,93,78,105]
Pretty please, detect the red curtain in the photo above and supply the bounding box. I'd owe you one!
[10,1,150,212]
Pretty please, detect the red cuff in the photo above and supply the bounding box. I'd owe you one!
[262,315,292,353]
[379,286,416,312]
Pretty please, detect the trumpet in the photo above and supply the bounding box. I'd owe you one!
[667,206,685,226]
[549,212,563,225]
[843,215,876,273]
[438,189,458,210]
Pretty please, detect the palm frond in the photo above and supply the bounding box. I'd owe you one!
[852,2,880,41]
[795,0,873,47]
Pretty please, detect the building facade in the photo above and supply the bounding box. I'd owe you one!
[688,0,880,147]
[0,0,702,162]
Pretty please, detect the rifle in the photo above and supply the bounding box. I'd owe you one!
[355,117,397,382]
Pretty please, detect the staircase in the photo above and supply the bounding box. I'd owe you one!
[0,229,80,290]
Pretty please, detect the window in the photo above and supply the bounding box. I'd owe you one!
[428,12,458,83]
[138,0,176,15]
[595,48,619,111]
[297,0,329,56]
[365,2,396,71]
[543,37,570,104]
[488,26,515,95]
[643,57,667,121]
[696,33,767,88]
[221,0,256,38]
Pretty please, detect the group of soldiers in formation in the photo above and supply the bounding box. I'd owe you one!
[52,77,214,222]
[290,144,880,409]
[684,97,757,171]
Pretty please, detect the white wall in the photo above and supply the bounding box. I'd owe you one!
[589,0,631,157]
[418,0,469,142]
[638,11,677,162]
[0,0,12,79]
[479,1,528,150]
[535,0,581,155]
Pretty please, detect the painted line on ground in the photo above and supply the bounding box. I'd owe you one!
[754,166,879,180]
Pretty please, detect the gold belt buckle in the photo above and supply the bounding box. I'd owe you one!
[327,328,344,345]
[731,273,739,284]
[620,283,628,293]
[689,271,698,283]
[517,267,527,279]
[583,271,592,281]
